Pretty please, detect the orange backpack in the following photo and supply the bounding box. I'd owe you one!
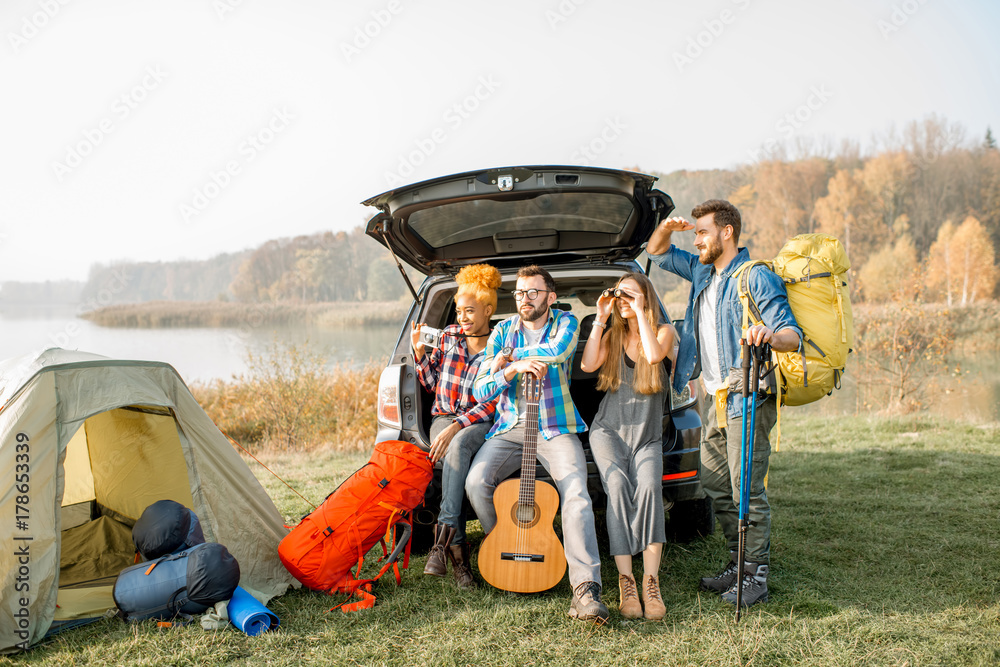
[277,440,433,612]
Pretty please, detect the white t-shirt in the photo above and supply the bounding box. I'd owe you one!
[698,272,725,395]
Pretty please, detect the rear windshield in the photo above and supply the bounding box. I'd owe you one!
[407,192,635,248]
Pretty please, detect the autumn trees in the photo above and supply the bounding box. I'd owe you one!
[924,216,1000,306]
[644,117,1000,306]
[228,227,411,303]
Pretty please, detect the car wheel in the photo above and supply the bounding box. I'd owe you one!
[666,495,714,543]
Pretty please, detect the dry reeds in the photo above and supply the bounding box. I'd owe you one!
[190,339,384,452]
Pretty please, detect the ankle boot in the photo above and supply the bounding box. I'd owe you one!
[448,541,477,589]
[423,524,455,577]
[618,573,642,619]
[641,574,666,620]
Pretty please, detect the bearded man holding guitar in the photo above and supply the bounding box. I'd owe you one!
[467,265,608,624]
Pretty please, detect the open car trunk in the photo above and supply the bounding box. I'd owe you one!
[363,165,673,276]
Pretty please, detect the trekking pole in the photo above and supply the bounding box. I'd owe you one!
[736,339,768,621]
[735,338,752,619]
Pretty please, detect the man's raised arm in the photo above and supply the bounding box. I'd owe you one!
[646,216,695,255]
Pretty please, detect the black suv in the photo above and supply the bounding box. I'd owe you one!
[363,165,711,550]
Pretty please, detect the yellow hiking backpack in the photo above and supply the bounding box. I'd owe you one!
[732,233,853,408]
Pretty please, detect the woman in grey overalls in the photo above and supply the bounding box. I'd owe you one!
[580,271,677,621]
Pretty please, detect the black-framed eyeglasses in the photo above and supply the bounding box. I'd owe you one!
[512,289,552,301]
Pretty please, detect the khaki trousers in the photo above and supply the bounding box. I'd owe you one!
[700,395,776,564]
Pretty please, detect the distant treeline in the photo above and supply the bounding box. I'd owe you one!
[22,116,1000,312]
[79,227,419,309]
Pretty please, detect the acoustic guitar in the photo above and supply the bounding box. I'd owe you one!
[478,374,567,593]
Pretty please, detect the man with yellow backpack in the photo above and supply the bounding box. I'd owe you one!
[646,199,803,609]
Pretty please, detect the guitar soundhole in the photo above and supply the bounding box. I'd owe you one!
[510,502,540,528]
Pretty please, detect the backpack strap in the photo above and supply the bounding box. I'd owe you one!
[734,260,789,455]
[734,260,809,398]
[329,517,412,614]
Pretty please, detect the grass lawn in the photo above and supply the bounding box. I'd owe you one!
[7,414,1000,666]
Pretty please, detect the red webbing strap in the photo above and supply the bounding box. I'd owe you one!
[328,516,406,614]
[351,522,365,581]
[338,584,376,613]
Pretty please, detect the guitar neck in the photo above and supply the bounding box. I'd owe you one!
[518,390,540,507]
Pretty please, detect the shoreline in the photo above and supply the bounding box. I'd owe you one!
[79,300,410,329]
[78,299,1000,351]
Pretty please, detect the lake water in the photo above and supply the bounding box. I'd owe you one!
[3,306,998,422]
[0,305,399,383]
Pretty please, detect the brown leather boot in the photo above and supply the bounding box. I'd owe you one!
[618,573,642,619]
[448,541,477,589]
[423,524,454,577]
[642,574,666,620]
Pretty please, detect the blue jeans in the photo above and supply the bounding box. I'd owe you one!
[465,429,602,590]
[430,416,491,546]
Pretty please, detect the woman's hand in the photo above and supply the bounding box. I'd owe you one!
[620,285,645,313]
[596,290,615,323]
[410,321,426,361]
[429,421,461,463]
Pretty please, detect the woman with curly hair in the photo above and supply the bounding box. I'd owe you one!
[580,271,676,620]
[411,263,502,588]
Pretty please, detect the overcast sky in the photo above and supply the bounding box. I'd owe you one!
[1,0,997,284]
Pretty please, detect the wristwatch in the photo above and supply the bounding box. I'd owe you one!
[501,346,513,360]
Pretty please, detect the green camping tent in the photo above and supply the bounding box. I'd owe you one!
[0,348,296,652]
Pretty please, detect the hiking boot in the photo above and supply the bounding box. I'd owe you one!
[721,563,769,608]
[447,541,477,589]
[641,574,666,621]
[568,581,609,624]
[618,574,642,619]
[699,555,740,593]
[423,524,455,577]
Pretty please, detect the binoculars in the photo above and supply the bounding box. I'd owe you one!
[602,288,627,299]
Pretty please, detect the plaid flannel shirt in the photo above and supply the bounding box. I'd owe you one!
[415,324,496,428]
[473,308,585,440]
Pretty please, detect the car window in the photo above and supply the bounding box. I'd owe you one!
[408,192,635,248]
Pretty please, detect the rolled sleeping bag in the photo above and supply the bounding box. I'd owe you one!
[133,499,206,560]
[113,542,240,622]
[228,586,280,636]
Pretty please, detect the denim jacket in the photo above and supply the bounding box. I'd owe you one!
[649,245,802,418]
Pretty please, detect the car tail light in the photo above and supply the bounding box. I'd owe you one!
[377,366,402,428]
[662,470,698,482]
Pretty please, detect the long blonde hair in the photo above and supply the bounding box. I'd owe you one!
[596,272,665,396]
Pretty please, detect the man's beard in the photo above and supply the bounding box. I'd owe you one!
[698,236,723,265]
[520,302,548,323]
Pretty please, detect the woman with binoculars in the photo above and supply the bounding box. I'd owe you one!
[580,271,677,620]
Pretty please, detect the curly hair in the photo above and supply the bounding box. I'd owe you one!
[455,263,502,310]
